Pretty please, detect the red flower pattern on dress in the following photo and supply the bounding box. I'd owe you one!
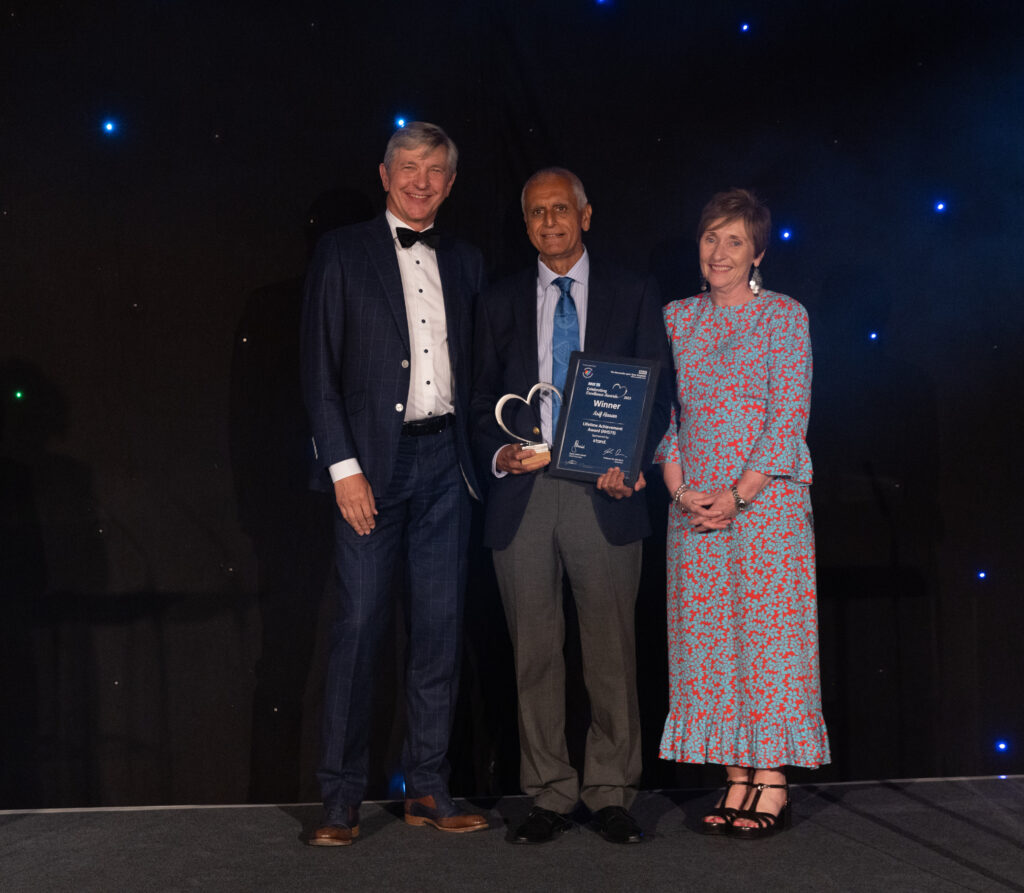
[657,291,830,768]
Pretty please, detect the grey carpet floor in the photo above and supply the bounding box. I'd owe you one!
[1,777,1022,892]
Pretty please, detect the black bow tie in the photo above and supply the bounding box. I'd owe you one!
[396,227,441,249]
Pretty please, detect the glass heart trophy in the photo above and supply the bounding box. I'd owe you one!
[495,382,559,471]
[496,353,661,483]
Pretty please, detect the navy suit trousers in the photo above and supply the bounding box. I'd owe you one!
[316,426,470,810]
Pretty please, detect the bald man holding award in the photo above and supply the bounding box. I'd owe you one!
[470,168,671,845]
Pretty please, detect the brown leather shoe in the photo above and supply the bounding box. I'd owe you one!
[309,806,360,846]
[404,794,488,833]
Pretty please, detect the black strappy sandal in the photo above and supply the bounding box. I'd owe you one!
[699,772,754,836]
[730,781,790,839]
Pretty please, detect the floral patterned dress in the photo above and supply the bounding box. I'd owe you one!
[656,291,830,768]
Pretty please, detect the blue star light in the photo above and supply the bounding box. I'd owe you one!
[780,229,792,240]
[869,332,879,341]
[102,120,117,134]
[395,117,406,129]
[741,22,750,32]
[934,200,946,212]
[977,570,987,579]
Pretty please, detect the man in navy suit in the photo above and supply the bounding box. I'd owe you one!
[302,122,487,845]
[471,168,671,845]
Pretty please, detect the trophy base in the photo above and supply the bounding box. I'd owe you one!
[520,443,551,471]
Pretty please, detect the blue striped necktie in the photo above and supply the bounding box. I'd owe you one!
[551,276,579,430]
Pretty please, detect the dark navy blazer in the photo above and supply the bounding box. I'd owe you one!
[301,214,484,499]
[470,260,672,550]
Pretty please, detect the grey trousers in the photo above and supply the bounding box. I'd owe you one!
[493,473,642,813]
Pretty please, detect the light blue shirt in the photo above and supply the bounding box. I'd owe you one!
[535,250,589,443]
[492,249,590,477]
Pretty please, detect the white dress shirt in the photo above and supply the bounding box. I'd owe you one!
[330,211,453,483]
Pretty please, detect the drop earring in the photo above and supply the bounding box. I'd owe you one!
[749,265,763,296]
[700,272,709,293]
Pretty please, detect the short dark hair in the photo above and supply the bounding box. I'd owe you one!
[382,121,458,175]
[697,188,771,257]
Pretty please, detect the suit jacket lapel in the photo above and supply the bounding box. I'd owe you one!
[364,215,410,352]
[436,239,464,377]
[513,268,540,383]
[583,261,614,354]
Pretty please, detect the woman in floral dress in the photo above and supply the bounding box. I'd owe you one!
[657,189,830,838]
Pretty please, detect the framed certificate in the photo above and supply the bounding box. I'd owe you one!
[549,352,661,484]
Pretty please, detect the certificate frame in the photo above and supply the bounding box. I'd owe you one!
[549,351,661,485]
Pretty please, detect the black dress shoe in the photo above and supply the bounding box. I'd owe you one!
[509,807,573,844]
[591,806,644,844]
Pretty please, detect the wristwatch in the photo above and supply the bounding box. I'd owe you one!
[729,485,748,512]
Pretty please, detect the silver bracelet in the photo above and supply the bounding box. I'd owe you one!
[730,484,749,512]
[672,483,693,504]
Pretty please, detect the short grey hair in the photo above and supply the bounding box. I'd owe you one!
[520,167,588,212]
[382,121,458,176]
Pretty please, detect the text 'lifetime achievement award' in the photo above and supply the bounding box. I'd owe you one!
[549,352,660,484]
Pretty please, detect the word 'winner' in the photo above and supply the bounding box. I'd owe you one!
[579,366,646,450]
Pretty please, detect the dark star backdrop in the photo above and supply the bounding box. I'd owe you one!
[1,0,1022,807]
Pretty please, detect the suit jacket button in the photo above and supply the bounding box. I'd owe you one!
[395,403,404,412]
[401,359,409,368]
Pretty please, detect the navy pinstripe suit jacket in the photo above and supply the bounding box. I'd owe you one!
[301,214,484,498]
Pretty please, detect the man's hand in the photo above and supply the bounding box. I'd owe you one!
[596,468,646,500]
[334,473,378,535]
[496,443,550,475]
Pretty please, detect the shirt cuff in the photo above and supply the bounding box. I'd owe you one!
[491,447,507,478]
[329,458,363,482]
